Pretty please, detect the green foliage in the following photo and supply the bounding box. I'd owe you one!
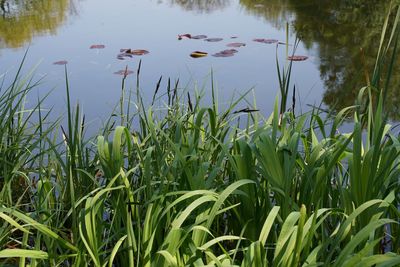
[0,3,400,266]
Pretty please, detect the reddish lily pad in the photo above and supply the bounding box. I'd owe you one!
[90,44,105,49]
[253,38,278,44]
[224,49,238,53]
[212,49,238,57]
[287,55,309,61]
[227,42,246,48]
[178,33,192,40]
[204,38,223,42]
[120,49,149,56]
[53,60,68,65]
[114,69,134,76]
[191,35,208,39]
[190,51,208,58]
[130,49,149,56]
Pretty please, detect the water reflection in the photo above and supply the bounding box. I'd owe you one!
[167,0,231,13]
[0,0,72,49]
[241,0,400,119]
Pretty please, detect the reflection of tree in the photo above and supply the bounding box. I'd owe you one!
[240,0,293,29]
[0,0,70,48]
[241,0,400,119]
[168,0,231,13]
[1,0,9,17]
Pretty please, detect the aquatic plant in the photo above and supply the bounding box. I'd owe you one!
[0,2,399,266]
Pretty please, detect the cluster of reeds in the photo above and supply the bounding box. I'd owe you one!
[0,3,400,267]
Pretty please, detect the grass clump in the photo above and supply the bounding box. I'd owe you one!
[0,4,400,267]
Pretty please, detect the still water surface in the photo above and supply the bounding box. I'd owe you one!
[0,0,397,127]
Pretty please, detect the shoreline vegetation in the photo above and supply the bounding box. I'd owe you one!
[1,4,400,267]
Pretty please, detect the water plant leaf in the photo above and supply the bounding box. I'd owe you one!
[287,55,308,61]
[90,44,105,49]
[120,49,149,56]
[204,38,223,42]
[253,38,278,44]
[190,51,208,58]
[191,35,207,39]
[117,53,133,60]
[53,60,68,65]
[130,49,149,55]
[227,42,246,47]
[212,49,238,57]
[178,33,192,40]
[114,70,134,76]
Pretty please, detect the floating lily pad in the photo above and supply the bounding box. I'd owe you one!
[287,55,309,61]
[90,44,105,49]
[227,42,246,47]
[253,38,278,44]
[178,33,192,40]
[191,35,207,39]
[224,49,238,53]
[114,69,134,76]
[117,53,133,60]
[130,49,149,55]
[204,38,223,42]
[190,51,208,58]
[53,60,68,65]
[212,49,238,57]
[120,49,149,56]
[121,49,149,56]
[117,50,137,60]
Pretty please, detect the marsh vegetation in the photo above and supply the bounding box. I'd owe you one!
[0,1,400,266]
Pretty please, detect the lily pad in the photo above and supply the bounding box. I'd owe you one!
[212,49,238,57]
[124,49,149,56]
[178,33,192,40]
[253,38,278,44]
[90,44,105,49]
[227,42,246,48]
[117,50,137,60]
[117,53,133,60]
[120,49,149,56]
[114,69,134,76]
[191,35,208,40]
[130,49,149,55]
[287,55,309,61]
[204,38,223,42]
[190,51,208,58]
[53,60,68,65]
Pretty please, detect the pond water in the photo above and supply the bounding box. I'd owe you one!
[0,0,397,130]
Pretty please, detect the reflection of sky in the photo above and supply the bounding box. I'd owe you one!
[0,0,323,133]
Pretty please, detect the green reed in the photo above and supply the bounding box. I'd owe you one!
[0,3,400,266]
